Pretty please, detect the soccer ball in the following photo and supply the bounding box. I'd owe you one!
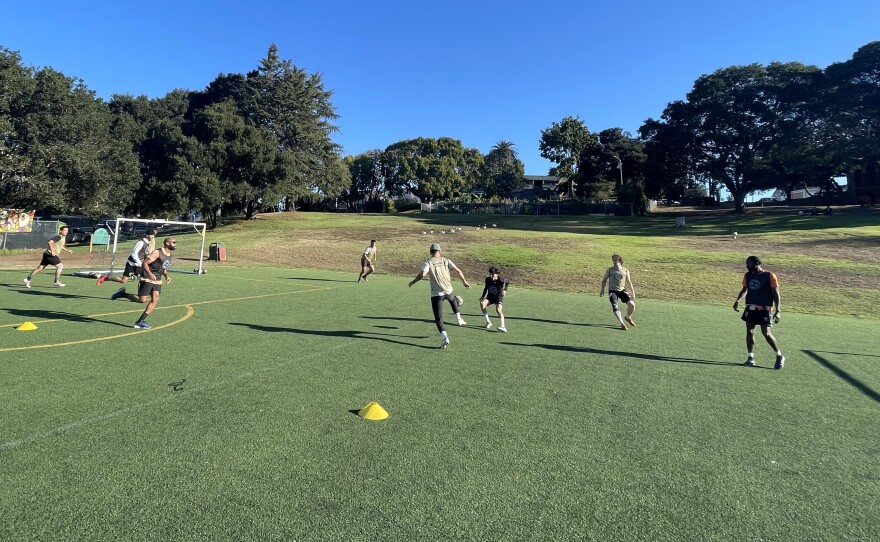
[454,295,464,306]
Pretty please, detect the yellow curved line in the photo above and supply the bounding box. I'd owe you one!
[0,305,195,353]
[0,307,162,329]
[0,285,336,329]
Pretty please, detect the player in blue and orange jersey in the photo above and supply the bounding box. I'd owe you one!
[733,255,786,369]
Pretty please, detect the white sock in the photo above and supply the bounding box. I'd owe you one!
[500,318,505,327]
[776,350,783,356]
[748,353,755,358]
[482,309,490,322]
[441,331,448,339]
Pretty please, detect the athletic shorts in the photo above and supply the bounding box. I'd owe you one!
[123,262,142,280]
[39,253,61,267]
[484,295,502,306]
[138,281,162,298]
[742,308,772,327]
[608,290,631,305]
[361,257,373,268]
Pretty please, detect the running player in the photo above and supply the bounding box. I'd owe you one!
[408,243,471,348]
[23,225,72,288]
[599,253,637,330]
[479,266,509,332]
[97,228,157,286]
[111,237,176,329]
[357,239,377,282]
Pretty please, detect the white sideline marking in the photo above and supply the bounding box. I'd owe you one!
[0,319,421,450]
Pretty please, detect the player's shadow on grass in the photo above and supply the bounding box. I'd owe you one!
[803,350,880,404]
[5,308,129,327]
[286,277,352,283]
[506,316,622,329]
[367,312,622,329]
[360,314,608,329]
[504,342,749,368]
[810,350,880,359]
[229,323,435,349]
[360,315,442,325]
[4,285,104,301]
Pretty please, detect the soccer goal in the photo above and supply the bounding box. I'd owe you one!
[74,217,208,278]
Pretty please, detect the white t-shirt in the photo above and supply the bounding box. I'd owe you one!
[363,246,375,262]
[127,238,151,266]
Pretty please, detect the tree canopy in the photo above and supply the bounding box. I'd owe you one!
[381,137,483,202]
[3,40,878,219]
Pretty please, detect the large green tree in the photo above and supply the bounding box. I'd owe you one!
[824,41,880,203]
[382,137,483,201]
[539,116,595,198]
[243,44,341,210]
[137,45,344,220]
[192,100,290,219]
[763,63,843,202]
[1,48,139,215]
[344,150,385,207]
[482,141,524,198]
[642,63,822,211]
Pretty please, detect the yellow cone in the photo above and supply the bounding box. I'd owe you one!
[358,402,389,421]
[16,321,38,331]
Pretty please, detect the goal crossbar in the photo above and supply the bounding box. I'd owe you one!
[111,217,208,275]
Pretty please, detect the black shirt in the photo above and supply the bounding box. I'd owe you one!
[482,277,508,299]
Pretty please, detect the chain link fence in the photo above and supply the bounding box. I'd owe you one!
[422,201,633,216]
[0,221,64,250]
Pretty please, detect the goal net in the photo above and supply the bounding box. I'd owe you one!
[73,217,207,278]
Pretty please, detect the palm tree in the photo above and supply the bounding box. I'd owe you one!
[484,141,524,198]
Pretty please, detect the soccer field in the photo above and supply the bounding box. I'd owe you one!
[0,265,877,541]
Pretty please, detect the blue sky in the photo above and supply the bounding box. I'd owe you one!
[4,1,878,176]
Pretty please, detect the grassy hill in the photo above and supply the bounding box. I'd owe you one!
[204,207,880,318]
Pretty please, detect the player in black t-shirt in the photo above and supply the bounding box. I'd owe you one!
[111,237,176,330]
[479,266,509,332]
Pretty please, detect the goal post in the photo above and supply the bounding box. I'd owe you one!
[74,217,208,278]
[112,217,208,275]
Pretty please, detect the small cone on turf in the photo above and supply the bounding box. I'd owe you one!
[358,402,389,421]
[17,321,38,331]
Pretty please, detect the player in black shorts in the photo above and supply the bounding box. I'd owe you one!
[479,266,509,332]
[733,255,785,369]
[357,240,377,283]
[97,228,157,287]
[24,225,72,288]
[599,254,637,330]
[111,237,176,330]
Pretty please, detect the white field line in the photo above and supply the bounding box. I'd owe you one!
[1,286,424,451]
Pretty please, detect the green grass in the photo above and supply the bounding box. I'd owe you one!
[188,209,880,317]
[0,264,877,541]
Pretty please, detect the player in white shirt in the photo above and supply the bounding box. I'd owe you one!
[357,240,377,283]
[97,228,157,286]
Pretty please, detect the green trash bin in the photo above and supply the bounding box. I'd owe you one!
[209,242,227,261]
